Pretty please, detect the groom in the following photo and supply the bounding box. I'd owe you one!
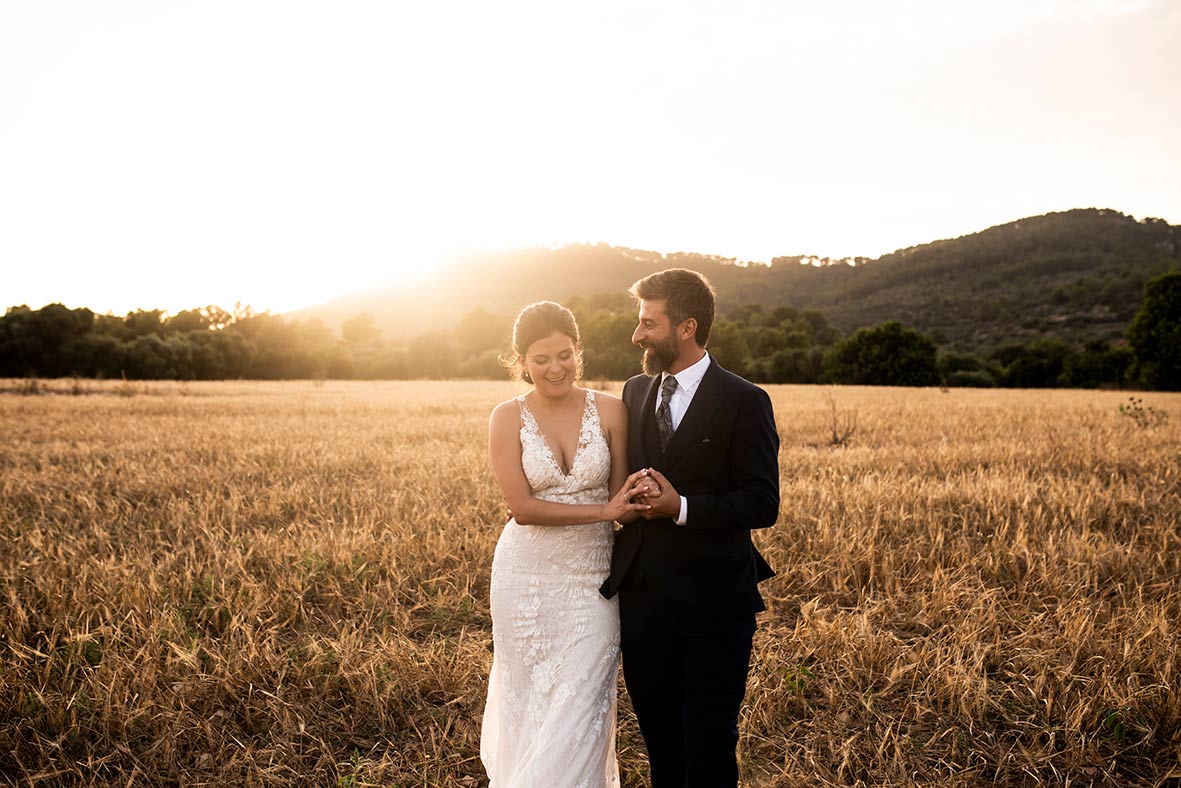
[600,268,780,787]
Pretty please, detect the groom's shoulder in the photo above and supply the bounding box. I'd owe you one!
[622,373,652,398]
[708,357,750,389]
[711,361,772,406]
[723,367,761,394]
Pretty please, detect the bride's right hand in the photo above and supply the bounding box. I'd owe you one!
[601,470,661,523]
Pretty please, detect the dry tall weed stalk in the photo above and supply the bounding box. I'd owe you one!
[1,381,1178,787]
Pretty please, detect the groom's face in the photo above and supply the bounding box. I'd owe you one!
[633,299,678,376]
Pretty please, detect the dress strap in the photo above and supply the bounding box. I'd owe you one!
[520,396,559,458]
[583,390,598,427]
[517,394,538,430]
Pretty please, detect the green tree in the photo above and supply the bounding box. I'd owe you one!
[341,313,381,346]
[454,307,510,358]
[575,306,638,380]
[1060,340,1134,389]
[457,349,507,378]
[705,319,751,376]
[747,325,788,357]
[188,330,253,379]
[752,347,825,384]
[231,313,317,378]
[0,304,96,376]
[407,332,459,378]
[823,321,939,386]
[938,351,1000,387]
[123,334,194,379]
[124,309,167,337]
[769,305,800,326]
[201,306,234,331]
[1126,270,1181,390]
[993,340,1070,388]
[166,309,212,333]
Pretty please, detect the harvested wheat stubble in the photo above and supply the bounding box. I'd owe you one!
[1,380,1179,787]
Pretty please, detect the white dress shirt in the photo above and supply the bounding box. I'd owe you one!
[655,352,711,525]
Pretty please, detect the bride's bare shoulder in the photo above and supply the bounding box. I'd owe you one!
[588,388,622,405]
[489,396,524,427]
[588,389,627,424]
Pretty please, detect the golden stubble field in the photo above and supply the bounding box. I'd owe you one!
[1,379,1179,787]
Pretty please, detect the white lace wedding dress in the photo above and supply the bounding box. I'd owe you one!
[481,390,621,787]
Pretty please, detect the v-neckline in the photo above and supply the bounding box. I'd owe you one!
[524,390,591,478]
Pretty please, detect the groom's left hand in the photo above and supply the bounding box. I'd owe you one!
[639,468,680,520]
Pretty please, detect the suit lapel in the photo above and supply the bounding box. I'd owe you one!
[628,374,662,469]
[662,357,728,471]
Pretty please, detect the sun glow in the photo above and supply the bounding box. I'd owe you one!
[2,0,1178,315]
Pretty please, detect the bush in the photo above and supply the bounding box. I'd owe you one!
[946,370,997,388]
[993,340,1070,388]
[824,321,939,386]
[1126,270,1181,390]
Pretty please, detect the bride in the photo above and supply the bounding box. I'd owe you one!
[481,301,655,787]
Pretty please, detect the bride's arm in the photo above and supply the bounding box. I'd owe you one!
[489,400,650,527]
[597,394,648,525]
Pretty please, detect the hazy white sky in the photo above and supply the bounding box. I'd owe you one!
[2,0,1179,314]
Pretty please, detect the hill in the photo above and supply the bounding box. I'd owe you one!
[293,209,1180,351]
[792,208,1179,349]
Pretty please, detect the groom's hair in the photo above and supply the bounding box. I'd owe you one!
[629,268,716,346]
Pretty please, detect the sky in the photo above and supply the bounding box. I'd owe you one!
[2,0,1179,315]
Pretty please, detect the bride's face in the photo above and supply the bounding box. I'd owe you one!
[525,331,578,396]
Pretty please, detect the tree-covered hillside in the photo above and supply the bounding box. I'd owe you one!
[792,208,1179,349]
[296,209,1178,353]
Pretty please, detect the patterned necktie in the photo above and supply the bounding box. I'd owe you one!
[656,375,678,452]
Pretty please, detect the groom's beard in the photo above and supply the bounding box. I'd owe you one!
[640,337,679,376]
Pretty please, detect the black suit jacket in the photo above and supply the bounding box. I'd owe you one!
[599,356,779,621]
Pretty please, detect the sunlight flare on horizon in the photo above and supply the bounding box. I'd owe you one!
[2,0,1179,314]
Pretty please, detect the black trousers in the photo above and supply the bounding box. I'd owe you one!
[619,580,757,788]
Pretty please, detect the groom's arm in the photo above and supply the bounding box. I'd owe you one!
[621,375,640,412]
[682,386,779,535]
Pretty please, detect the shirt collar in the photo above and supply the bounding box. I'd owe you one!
[662,352,711,395]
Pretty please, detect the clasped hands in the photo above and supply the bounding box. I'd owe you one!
[605,468,680,523]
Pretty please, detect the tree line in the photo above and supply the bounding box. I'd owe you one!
[2,271,1178,390]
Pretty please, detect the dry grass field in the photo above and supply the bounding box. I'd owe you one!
[2,379,1179,787]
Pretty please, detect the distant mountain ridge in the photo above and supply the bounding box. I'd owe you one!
[292,209,1179,351]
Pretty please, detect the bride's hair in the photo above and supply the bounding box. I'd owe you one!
[501,301,584,384]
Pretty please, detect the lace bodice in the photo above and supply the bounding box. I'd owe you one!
[517,390,611,507]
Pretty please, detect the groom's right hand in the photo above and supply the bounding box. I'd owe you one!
[636,468,681,520]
